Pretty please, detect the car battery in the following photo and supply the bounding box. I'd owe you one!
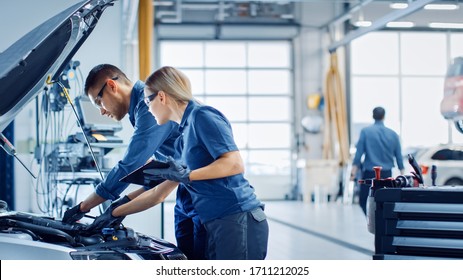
[373,186,463,259]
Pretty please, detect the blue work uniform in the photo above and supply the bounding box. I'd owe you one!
[94,81,203,260]
[175,100,269,260]
[174,186,207,260]
[95,81,179,200]
[353,120,404,215]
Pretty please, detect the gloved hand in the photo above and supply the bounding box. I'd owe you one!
[143,156,191,184]
[86,196,130,231]
[62,202,89,224]
[110,195,131,208]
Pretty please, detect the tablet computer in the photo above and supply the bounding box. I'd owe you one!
[119,160,169,187]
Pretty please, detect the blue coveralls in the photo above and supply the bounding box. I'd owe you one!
[174,100,269,260]
[93,81,205,259]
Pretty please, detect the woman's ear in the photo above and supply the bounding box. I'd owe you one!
[158,90,167,104]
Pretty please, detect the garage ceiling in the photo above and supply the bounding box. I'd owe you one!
[153,0,463,30]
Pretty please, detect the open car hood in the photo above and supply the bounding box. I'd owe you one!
[0,0,116,132]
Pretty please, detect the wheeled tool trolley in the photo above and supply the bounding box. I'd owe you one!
[373,186,463,260]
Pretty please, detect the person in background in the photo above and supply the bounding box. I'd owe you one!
[91,66,269,260]
[62,64,206,259]
[350,106,404,215]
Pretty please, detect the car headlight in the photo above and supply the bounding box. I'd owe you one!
[70,251,130,260]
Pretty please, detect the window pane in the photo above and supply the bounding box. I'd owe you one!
[450,34,463,59]
[249,97,290,121]
[431,149,453,160]
[205,70,246,94]
[180,69,204,95]
[160,42,203,67]
[249,70,290,94]
[205,97,247,122]
[205,42,246,67]
[195,96,206,103]
[231,123,248,149]
[160,39,293,195]
[401,33,447,75]
[351,77,400,143]
[248,150,291,175]
[401,77,447,147]
[248,123,290,148]
[248,42,290,67]
[351,32,399,75]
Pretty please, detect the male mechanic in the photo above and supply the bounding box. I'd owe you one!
[350,106,404,215]
[62,64,206,259]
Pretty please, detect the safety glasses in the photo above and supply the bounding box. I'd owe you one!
[144,92,158,106]
[91,76,118,108]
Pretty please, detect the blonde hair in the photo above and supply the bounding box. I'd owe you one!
[145,66,192,104]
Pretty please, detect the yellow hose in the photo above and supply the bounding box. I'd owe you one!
[323,52,349,166]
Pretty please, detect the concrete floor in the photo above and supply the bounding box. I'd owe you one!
[162,200,374,260]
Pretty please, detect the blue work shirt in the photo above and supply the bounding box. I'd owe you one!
[95,81,180,200]
[175,101,263,224]
[352,120,404,172]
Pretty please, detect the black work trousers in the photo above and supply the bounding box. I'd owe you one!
[359,169,392,215]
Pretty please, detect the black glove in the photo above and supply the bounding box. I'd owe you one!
[86,196,130,231]
[110,195,131,209]
[143,156,191,184]
[62,202,88,224]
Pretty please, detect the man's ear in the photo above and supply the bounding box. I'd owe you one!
[108,79,118,93]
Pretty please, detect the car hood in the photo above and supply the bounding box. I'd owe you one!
[0,0,116,132]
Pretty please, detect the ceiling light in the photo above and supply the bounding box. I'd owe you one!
[353,20,372,27]
[153,1,174,6]
[424,4,459,10]
[390,3,408,9]
[280,14,294,19]
[386,21,415,28]
[429,22,463,29]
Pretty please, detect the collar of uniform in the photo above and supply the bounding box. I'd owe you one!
[179,100,196,132]
[128,80,145,125]
[374,120,384,126]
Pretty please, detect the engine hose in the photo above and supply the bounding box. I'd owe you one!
[3,219,76,246]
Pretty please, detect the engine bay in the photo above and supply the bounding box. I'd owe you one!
[0,201,186,260]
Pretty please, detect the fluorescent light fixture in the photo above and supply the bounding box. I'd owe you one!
[429,22,463,29]
[424,4,459,10]
[353,20,372,27]
[153,1,174,6]
[386,21,414,28]
[390,3,408,9]
[280,14,294,19]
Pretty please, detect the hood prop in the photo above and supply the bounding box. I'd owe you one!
[0,132,37,179]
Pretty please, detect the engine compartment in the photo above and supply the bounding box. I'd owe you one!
[0,201,186,260]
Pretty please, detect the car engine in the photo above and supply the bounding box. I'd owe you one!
[0,200,186,260]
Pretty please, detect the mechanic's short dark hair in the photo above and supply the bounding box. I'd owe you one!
[84,64,129,96]
[373,106,385,121]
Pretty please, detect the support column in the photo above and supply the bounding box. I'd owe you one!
[138,0,154,81]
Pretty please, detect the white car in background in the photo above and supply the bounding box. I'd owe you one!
[411,144,463,186]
